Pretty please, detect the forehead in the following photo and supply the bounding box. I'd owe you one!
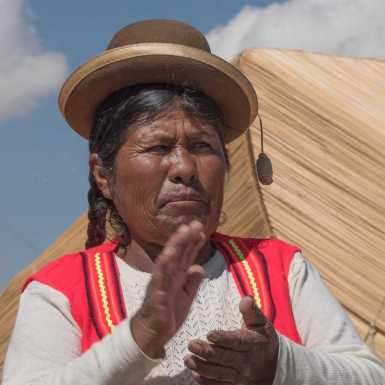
[128,109,222,141]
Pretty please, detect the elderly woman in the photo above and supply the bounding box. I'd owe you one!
[2,20,384,385]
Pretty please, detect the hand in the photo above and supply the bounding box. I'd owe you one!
[131,221,206,358]
[184,296,279,385]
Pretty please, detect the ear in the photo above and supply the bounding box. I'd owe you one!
[89,153,113,199]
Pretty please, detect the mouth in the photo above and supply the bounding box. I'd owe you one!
[159,192,208,208]
[165,199,205,207]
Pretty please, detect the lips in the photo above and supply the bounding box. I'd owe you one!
[158,190,208,208]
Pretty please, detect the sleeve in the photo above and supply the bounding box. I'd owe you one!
[272,252,385,385]
[1,281,161,385]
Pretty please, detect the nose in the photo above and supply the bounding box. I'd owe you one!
[168,147,198,185]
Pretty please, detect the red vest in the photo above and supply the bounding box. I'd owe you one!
[23,233,302,352]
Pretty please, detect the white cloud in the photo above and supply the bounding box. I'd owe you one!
[207,0,385,60]
[0,0,67,121]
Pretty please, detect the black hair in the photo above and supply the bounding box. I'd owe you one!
[86,83,230,249]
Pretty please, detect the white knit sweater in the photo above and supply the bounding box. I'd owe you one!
[2,251,384,385]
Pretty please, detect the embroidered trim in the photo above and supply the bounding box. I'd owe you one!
[82,249,126,338]
[228,239,262,309]
[81,252,104,338]
[94,253,115,331]
[211,233,275,321]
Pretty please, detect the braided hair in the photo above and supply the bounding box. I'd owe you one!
[86,84,230,250]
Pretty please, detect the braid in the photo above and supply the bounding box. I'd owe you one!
[85,173,110,248]
[109,205,130,249]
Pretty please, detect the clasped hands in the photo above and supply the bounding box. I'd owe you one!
[184,295,278,385]
[131,221,279,385]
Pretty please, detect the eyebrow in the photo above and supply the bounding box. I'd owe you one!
[136,125,220,144]
[136,130,175,144]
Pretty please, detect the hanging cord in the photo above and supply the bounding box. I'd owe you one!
[259,115,264,153]
[255,114,273,185]
[364,295,385,349]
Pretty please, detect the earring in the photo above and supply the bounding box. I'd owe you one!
[255,115,273,185]
[219,211,228,225]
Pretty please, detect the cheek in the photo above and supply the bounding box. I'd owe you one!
[199,156,226,215]
[112,155,164,219]
[201,156,226,192]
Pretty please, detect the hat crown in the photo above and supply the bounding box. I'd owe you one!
[107,19,211,53]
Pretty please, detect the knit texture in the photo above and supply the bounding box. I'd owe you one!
[118,251,243,385]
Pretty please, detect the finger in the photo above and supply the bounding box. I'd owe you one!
[183,265,205,298]
[181,221,206,270]
[150,226,191,294]
[180,221,205,270]
[190,371,230,385]
[206,329,268,351]
[188,341,276,385]
[187,340,243,369]
[239,296,267,329]
[157,224,191,273]
[184,355,238,383]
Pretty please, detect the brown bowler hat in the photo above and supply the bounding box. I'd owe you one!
[58,19,258,143]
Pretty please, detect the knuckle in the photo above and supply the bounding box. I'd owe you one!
[242,330,266,349]
[191,371,205,385]
[202,343,216,359]
[162,269,176,285]
[236,335,246,350]
[162,244,179,256]
[212,347,228,363]
[154,263,174,282]
[194,358,210,373]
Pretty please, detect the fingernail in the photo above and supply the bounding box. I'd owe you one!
[184,358,196,370]
[179,224,189,233]
[246,295,257,310]
[191,371,200,381]
[192,343,202,354]
[207,332,220,342]
[198,233,206,246]
[190,220,201,228]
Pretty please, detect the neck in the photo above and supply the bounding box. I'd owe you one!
[119,236,215,273]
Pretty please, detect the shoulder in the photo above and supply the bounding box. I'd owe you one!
[213,233,301,275]
[20,280,76,323]
[213,232,301,255]
[253,238,301,254]
[23,241,119,294]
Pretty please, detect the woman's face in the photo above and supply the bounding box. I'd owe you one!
[101,108,227,247]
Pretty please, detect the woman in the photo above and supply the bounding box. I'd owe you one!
[2,20,384,385]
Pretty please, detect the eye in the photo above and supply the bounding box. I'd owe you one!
[191,142,213,151]
[190,141,217,154]
[146,145,170,154]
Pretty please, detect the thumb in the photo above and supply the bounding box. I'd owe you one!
[239,296,267,329]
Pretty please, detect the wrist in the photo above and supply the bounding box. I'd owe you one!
[131,314,166,359]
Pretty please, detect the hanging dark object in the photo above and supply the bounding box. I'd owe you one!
[256,115,273,185]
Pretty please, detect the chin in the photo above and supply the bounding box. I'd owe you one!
[170,214,206,228]
[156,212,218,241]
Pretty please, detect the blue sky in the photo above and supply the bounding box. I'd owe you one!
[1,0,384,291]
[0,0,281,290]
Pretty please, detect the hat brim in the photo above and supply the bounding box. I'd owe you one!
[59,43,258,143]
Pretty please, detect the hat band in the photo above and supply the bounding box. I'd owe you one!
[59,43,257,120]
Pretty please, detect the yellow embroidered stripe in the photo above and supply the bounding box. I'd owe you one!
[228,240,262,309]
[94,253,115,332]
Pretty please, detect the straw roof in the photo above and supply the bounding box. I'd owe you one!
[1,49,385,376]
[236,49,385,360]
